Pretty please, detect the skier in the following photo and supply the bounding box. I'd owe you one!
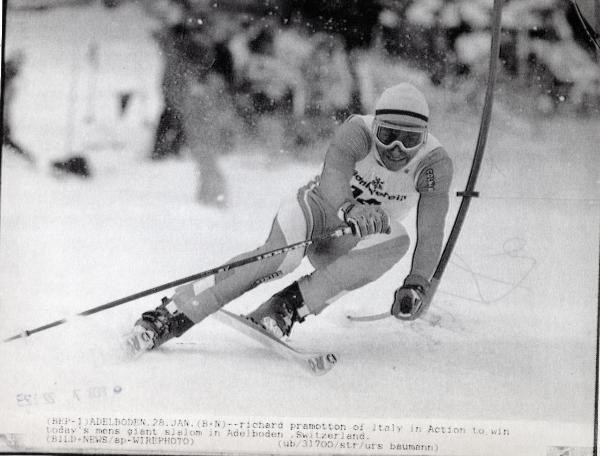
[129,82,453,351]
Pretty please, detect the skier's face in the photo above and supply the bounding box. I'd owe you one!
[372,119,427,171]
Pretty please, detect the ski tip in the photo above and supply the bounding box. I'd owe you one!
[121,328,154,360]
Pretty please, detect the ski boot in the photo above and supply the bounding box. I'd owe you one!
[246,282,308,339]
[126,297,195,355]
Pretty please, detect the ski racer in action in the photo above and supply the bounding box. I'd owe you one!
[129,82,454,350]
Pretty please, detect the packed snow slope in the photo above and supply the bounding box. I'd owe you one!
[1,2,598,426]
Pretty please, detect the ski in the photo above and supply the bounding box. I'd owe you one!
[212,309,338,376]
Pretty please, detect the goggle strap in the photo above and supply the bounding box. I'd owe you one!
[374,109,429,122]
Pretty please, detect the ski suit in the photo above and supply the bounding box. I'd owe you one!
[174,114,453,322]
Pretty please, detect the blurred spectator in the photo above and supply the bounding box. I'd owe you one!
[281,0,383,114]
[405,0,451,85]
[2,52,36,165]
[244,24,298,115]
[305,34,353,116]
[406,0,491,86]
[354,7,431,113]
[229,19,306,150]
[150,3,237,206]
[514,0,600,113]
[280,32,354,146]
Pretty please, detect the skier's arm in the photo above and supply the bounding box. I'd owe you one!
[317,116,371,213]
[409,147,454,285]
[391,147,453,320]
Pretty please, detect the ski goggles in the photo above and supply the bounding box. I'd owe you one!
[373,121,427,152]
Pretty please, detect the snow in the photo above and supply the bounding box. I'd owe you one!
[0,1,598,452]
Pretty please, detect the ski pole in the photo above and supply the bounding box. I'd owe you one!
[3,226,353,343]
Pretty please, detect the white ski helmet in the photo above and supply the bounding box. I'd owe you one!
[373,82,429,128]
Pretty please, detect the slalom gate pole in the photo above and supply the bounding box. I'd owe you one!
[3,227,353,343]
[348,0,504,322]
[427,0,504,297]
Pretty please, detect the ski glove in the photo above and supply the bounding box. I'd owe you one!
[338,201,391,238]
[391,274,430,321]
